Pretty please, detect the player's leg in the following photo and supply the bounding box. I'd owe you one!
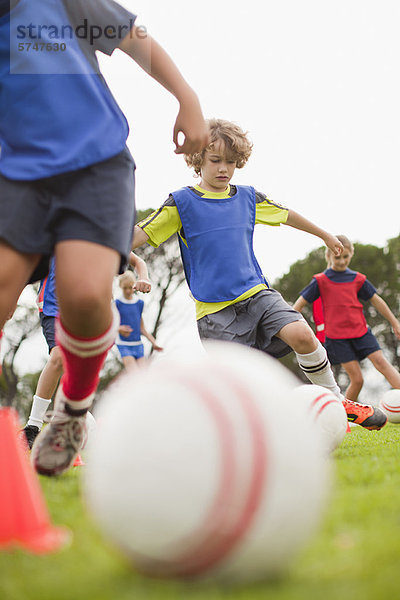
[0,241,41,327]
[340,360,364,401]
[32,149,134,475]
[23,339,63,449]
[367,350,400,389]
[276,318,387,430]
[32,241,120,475]
[276,320,343,397]
[122,355,140,372]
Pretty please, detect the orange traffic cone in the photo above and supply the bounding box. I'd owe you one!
[0,407,70,553]
[73,453,85,467]
[346,421,352,433]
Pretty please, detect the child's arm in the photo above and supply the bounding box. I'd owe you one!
[119,27,209,155]
[131,226,149,250]
[293,296,308,312]
[129,252,151,293]
[285,210,343,256]
[369,294,400,340]
[119,324,133,337]
[140,319,163,352]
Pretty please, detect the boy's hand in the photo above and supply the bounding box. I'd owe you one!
[119,325,133,337]
[324,234,344,256]
[174,91,209,155]
[393,322,400,340]
[134,278,151,293]
[152,342,164,352]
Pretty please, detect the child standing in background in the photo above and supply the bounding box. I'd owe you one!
[115,270,163,372]
[293,235,400,402]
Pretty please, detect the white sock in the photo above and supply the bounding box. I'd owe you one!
[295,342,343,399]
[27,395,52,429]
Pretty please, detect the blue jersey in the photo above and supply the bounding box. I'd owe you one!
[0,0,136,180]
[37,258,58,317]
[115,297,144,345]
[301,268,376,303]
[172,185,267,303]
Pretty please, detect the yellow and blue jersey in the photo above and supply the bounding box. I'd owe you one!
[138,184,289,320]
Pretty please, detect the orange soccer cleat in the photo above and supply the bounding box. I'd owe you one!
[342,398,387,431]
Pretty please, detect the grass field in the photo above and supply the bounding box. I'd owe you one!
[1,423,400,600]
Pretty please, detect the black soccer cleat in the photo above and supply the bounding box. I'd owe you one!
[22,424,40,449]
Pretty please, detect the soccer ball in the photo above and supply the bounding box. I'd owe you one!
[379,389,400,423]
[290,385,348,455]
[84,341,331,583]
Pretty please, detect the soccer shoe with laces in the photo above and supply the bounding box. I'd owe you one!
[21,424,40,450]
[342,398,387,430]
[31,393,89,476]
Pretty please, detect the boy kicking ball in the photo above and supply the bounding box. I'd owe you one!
[131,119,387,431]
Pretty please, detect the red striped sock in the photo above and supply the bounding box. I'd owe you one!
[56,307,119,402]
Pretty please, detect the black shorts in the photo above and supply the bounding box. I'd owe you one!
[40,314,57,353]
[0,147,136,283]
[325,328,381,365]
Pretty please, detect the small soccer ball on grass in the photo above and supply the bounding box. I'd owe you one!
[290,385,348,455]
[379,389,400,423]
[84,341,331,584]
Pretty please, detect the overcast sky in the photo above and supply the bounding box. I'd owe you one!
[8,0,400,373]
[99,0,400,284]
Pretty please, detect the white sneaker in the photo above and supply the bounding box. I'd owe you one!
[31,391,90,476]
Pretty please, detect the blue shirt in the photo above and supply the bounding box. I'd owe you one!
[0,0,136,180]
[37,257,58,317]
[115,298,144,344]
[301,268,376,303]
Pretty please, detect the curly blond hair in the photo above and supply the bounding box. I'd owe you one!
[184,119,253,175]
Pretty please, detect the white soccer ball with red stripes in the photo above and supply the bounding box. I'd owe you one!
[84,341,330,583]
[379,389,400,423]
[290,385,348,455]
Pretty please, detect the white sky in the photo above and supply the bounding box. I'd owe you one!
[6,0,400,375]
[99,0,400,284]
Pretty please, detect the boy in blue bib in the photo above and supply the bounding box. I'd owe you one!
[131,119,387,431]
[0,0,208,476]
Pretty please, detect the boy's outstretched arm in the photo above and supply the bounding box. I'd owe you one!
[119,27,209,155]
[285,210,344,256]
[129,252,151,293]
[131,225,149,250]
[370,294,400,340]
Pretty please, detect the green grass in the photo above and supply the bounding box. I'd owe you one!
[1,425,400,600]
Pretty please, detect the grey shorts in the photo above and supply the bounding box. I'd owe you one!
[197,289,303,358]
[0,147,136,283]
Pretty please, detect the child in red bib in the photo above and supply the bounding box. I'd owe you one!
[294,235,400,402]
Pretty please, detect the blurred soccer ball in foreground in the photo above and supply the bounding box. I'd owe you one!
[290,385,348,454]
[379,389,400,423]
[84,342,331,584]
